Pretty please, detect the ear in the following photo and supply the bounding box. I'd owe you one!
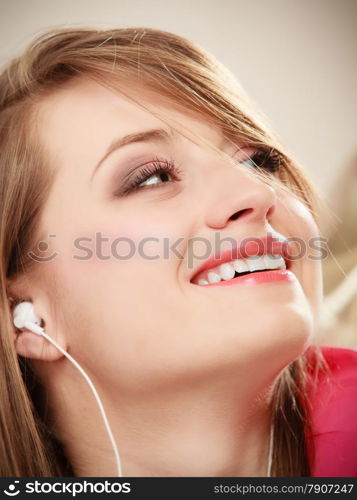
[8,278,68,362]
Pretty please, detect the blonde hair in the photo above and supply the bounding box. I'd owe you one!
[0,26,321,476]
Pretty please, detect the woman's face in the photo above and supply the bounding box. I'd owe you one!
[35,78,322,394]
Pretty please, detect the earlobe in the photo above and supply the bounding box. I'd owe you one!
[14,329,67,361]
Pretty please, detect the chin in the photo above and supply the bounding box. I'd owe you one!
[264,304,314,368]
[223,300,315,375]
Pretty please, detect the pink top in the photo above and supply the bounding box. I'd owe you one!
[307,345,357,477]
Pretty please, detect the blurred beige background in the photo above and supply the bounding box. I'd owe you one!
[0,0,356,347]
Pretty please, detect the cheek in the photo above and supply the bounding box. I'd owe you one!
[274,189,320,247]
[83,203,184,260]
[98,219,177,260]
[53,202,182,266]
[48,209,184,333]
[274,192,323,317]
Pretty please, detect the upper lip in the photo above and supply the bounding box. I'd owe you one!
[189,235,291,282]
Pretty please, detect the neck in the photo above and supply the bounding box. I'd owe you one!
[48,367,275,477]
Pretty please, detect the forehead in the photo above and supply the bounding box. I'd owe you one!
[36,78,224,163]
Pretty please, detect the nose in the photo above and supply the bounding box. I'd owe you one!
[204,166,277,229]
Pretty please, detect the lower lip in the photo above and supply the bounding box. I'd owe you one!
[197,269,296,287]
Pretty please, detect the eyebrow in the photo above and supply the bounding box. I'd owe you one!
[90,128,172,181]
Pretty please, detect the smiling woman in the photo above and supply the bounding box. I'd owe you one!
[0,27,356,478]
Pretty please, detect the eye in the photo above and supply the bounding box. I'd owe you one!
[236,149,282,173]
[115,158,183,197]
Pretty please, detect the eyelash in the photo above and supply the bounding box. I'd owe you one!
[119,149,281,196]
[239,149,282,173]
[120,157,183,196]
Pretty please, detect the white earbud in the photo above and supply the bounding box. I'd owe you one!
[13,301,44,335]
[11,300,123,476]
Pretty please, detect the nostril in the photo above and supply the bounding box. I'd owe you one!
[229,208,253,221]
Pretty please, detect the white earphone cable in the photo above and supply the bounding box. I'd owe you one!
[27,322,123,477]
[20,316,274,479]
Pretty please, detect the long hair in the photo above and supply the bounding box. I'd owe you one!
[0,27,322,476]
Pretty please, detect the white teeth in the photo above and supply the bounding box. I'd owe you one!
[198,279,209,286]
[219,262,236,281]
[246,256,267,272]
[232,259,249,273]
[195,254,287,285]
[207,271,221,284]
[264,254,285,270]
